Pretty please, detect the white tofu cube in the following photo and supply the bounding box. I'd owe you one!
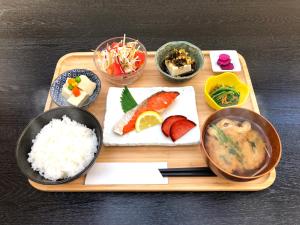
[67,90,89,107]
[77,75,96,96]
[165,61,192,77]
[61,82,73,99]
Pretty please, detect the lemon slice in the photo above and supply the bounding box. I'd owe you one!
[135,111,163,132]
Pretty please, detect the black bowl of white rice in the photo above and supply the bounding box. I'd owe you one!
[16,106,103,185]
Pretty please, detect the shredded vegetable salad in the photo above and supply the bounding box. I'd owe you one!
[96,35,145,76]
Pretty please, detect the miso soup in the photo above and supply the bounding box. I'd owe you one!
[205,117,271,177]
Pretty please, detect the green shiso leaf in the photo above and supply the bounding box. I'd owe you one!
[120,86,138,113]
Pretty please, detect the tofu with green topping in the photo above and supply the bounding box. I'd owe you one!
[165,62,192,77]
[164,48,195,77]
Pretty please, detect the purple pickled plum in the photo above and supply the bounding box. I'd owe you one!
[218,54,230,62]
[217,58,231,66]
[221,63,234,70]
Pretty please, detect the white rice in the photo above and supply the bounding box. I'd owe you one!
[28,115,98,181]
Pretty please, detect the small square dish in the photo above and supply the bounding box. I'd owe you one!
[209,50,241,73]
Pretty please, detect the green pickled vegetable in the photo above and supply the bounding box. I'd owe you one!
[210,85,240,107]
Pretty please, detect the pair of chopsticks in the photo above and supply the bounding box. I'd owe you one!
[159,167,216,177]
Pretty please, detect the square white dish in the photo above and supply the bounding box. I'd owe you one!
[209,50,241,73]
[103,86,200,146]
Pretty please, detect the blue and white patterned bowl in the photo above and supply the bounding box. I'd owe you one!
[50,69,101,108]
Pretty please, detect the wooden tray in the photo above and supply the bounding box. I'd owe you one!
[29,51,276,192]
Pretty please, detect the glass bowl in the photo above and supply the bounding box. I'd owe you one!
[93,36,147,86]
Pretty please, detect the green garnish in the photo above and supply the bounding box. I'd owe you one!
[211,124,230,144]
[248,140,256,152]
[211,124,244,163]
[210,85,240,107]
[220,155,231,165]
[75,76,81,83]
[68,84,73,90]
[120,86,138,113]
[228,147,243,163]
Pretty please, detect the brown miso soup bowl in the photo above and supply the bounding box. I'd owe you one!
[201,108,281,182]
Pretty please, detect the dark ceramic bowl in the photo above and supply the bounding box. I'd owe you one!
[16,107,103,185]
[155,41,204,81]
[201,108,281,182]
[50,69,101,108]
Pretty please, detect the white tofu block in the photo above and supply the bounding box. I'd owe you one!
[165,61,192,76]
[77,75,96,96]
[61,82,73,99]
[67,90,89,107]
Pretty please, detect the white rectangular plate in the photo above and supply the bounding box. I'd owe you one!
[103,86,200,146]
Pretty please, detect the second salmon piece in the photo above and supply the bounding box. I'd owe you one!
[114,91,180,135]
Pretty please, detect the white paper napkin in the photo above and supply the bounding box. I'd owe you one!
[85,162,168,185]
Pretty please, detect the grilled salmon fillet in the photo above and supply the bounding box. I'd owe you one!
[114,91,180,135]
